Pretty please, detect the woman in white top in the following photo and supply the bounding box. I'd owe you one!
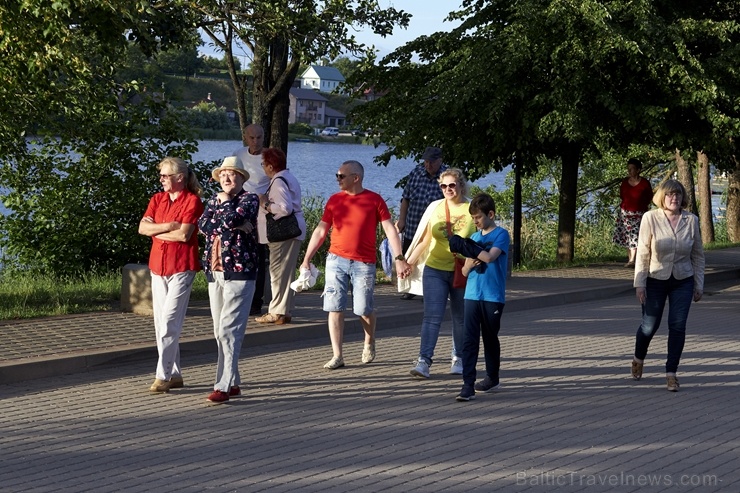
[255,148,306,325]
[631,179,704,392]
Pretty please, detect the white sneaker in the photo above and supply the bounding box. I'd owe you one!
[410,359,430,379]
[449,357,463,375]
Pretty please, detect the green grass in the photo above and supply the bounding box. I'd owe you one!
[0,271,121,320]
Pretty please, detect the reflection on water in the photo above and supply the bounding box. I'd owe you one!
[194,140,507,210]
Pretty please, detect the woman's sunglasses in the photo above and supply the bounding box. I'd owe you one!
[440,183,457,190]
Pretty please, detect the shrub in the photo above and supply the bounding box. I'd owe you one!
[0,99,212,277]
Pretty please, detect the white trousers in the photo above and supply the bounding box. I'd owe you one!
[151,271,196,380]
[209,272,255,392]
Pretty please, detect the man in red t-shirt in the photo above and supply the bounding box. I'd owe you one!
[300,160,410,370]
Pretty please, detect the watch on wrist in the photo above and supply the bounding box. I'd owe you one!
[395,254,406,261]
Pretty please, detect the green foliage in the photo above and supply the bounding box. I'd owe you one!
[0,1,198,153]
[163,76,236,106]
[0,100,213,277]
[196,0,411,151]
[299,194,329,267]
[289,123,313,135]
[175,101,235,130]
[348,0,740,261]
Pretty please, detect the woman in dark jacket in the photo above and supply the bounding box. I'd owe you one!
[198,156,260,405]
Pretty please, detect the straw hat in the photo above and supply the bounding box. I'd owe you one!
[212,156,249,181]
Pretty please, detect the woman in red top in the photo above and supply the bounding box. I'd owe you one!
[138,157,204,393]
[613,158,653,267]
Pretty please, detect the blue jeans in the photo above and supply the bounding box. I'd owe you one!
[418,266,465,365]
[323,253,376,315]
[635,275,694,374]
[462,300,504,386]
[209,273,256,392]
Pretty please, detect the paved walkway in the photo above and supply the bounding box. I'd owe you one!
[2,248,739,385]
[0,249,739,492]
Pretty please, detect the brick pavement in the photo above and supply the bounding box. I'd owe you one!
[1,248,738,385]
[0,271,739,491]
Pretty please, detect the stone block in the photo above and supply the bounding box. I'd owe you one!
[121,263,153,315]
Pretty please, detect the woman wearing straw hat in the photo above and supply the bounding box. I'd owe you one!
[199,156,260,405]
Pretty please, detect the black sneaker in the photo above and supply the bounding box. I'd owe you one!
[474,376,501,393]
[456,385,475,402]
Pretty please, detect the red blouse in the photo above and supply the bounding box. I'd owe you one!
[619,177,653,212]
[143,190,204,276]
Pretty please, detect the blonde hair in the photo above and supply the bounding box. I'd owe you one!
[439,168,469,198]
[158,157,203,198]
[653,179,687,209]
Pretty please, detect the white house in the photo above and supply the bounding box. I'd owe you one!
[300,65,346,94]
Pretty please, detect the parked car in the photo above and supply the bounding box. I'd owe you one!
[321,127,339,136]
[351,129,366,137]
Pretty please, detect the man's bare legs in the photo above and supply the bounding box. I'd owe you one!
[328,311,345,358]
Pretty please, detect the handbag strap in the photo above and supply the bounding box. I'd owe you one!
[445,200,453,238]
[445,201,461,262]
[266,175,302,213]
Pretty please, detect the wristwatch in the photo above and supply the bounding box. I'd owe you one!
[394,254,406,261]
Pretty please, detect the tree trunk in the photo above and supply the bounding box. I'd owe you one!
[251,37,273,142]
[675,149,697,215]
[250,36,301,153]
[696,150,715,244]
[203,23,251,144]
[556,145,581,263]
[727,154,740,242]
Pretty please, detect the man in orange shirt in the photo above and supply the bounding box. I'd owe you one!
[300,160,410,369]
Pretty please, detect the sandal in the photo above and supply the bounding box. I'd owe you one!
[323,356,345,370]
[255,313,292,324]
[255,313,279,323]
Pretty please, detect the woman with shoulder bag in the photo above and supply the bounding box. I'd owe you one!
[255,148,306,325]
[406,168,475,379]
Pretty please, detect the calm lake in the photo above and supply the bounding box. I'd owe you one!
[194,140,508,210]
[0,140,723,216]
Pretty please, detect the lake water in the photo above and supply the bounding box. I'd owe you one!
[194,140,508,210]
[0,140,725,216]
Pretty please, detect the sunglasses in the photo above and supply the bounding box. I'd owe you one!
[336,173,356,180]
[440,183,457,190]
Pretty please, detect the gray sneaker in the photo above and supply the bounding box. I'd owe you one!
[474,376,501,393]
[449,357,463,375]
[410,359,430,379]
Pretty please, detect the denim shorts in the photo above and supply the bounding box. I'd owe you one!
[322,253,376,315]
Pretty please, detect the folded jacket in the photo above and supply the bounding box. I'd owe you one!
[449,234,487,273]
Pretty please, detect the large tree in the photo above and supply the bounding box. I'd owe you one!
[0,0,198,154]
[191,0,410,151]
[0,1,205,275]
[349,0,740,262]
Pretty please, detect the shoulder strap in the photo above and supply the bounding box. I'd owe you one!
[445,200,453,237]
[266,175,301,213]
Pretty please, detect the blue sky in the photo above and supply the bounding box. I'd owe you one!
[200,1,462,61]
[354,0,463,57]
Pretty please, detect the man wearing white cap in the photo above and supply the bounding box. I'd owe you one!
[199,157,260,405]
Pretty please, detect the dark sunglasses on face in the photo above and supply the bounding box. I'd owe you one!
[336,173,355,180]
[440,183,457,190]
